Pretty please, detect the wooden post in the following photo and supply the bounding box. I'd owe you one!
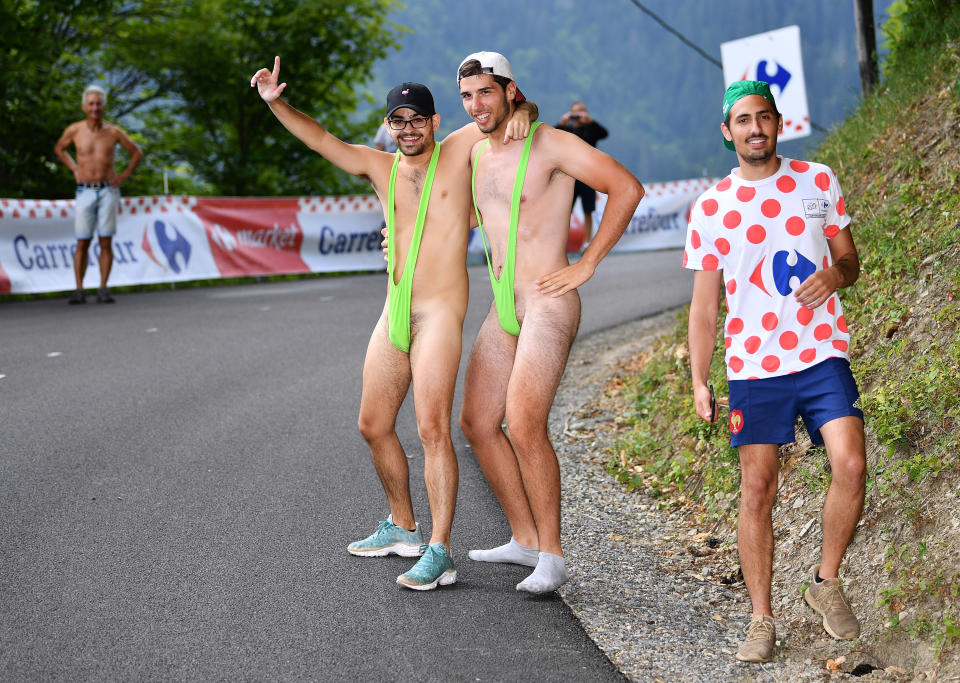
[853,0,879,95]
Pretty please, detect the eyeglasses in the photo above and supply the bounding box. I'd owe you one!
[388,116,429,130]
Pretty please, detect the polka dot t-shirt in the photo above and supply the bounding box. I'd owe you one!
[683,157,852,380]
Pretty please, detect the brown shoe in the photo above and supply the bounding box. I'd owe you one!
[804,564,860,639]
[736,615,776,662]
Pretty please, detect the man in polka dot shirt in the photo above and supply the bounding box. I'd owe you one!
[685,81,866,663]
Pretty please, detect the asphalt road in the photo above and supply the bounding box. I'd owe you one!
[0,250,692,682]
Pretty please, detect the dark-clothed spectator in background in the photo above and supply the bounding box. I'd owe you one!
[556,101,608,249]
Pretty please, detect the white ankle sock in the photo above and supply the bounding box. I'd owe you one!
[468,538,539,567]
[516,552,568,593]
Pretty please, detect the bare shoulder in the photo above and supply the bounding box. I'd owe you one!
[533,124,576,149]
[442,123,485,158]
[106,122,129,139]
[60,120,84,138]
[530,124,579,163]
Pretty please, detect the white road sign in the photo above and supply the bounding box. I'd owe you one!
[721,25,811,141]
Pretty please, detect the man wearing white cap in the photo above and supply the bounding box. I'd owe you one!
[251,56,536,591]
[456,51,644,593]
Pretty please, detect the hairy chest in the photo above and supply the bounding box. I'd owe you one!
[474,152,566,214]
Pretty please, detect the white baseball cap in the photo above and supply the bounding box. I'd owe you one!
[457,51,526,102]
[457,51,514,81]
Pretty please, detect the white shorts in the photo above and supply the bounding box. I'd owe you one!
[75,184,120,239]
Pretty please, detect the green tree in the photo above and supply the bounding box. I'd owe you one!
[0,0,161,198]
[1,0,402,199]
[99,0,403,197]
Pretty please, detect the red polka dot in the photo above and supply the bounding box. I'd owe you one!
[724,336,732,349]
[779,331,798,349]
[814,324,833,341]
[797,307,813,325]
[823,256,830,269]
[727,318,744,334]
[799,348,817,363]
[716,177,732,192]
[761,199,781,218]
[815,172,830,190]
[744,336,761,354]
[723,211,741,228]
[824,224,840,238]
[702,254,719,270]
[827,297,836,315]
[785,216,805,235]
[726,279,737,295]
[837,315,848,333]
[682,251,688,267]
[833,340,849,352]
[736,186,756,202]
[790,160,810,173]
[837,197,846,216]
[701,198,718,216]
[690,230,701,249]
[776,176,796,193]
[762,312,779,330]
[729,356,744,373]
[746,224,766,243]
[715,238,730,255]
[761,355,781,372]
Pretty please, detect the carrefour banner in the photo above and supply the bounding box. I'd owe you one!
[0,195,387,294]
[1,179,715,294]
[569,177,720,254]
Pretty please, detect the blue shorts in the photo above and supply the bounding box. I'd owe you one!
[727,357,863,447]
[75,185,120,239]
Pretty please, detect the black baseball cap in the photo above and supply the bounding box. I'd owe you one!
[385,82,436,119]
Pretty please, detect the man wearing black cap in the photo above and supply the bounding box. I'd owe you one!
[455,51,644,594]
[250,56,536,591]
[684,80,866,662]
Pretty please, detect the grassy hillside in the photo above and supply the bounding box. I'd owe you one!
[606,0,960,673]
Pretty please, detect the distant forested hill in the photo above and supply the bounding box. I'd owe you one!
[366,0,894,182]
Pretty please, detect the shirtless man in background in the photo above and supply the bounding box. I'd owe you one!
[251,56,535,590]
[55,85,142,304]
[456,52,644,593]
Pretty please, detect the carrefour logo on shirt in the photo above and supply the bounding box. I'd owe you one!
[749,249,817,297]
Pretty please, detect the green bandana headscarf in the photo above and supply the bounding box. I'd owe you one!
[721,80,778,151]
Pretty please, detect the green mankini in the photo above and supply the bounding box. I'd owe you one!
[470,121,542,336]
[386,142,442,352]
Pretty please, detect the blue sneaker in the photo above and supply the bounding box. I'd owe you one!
[347,515,423,557]
[396,542,457,590]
